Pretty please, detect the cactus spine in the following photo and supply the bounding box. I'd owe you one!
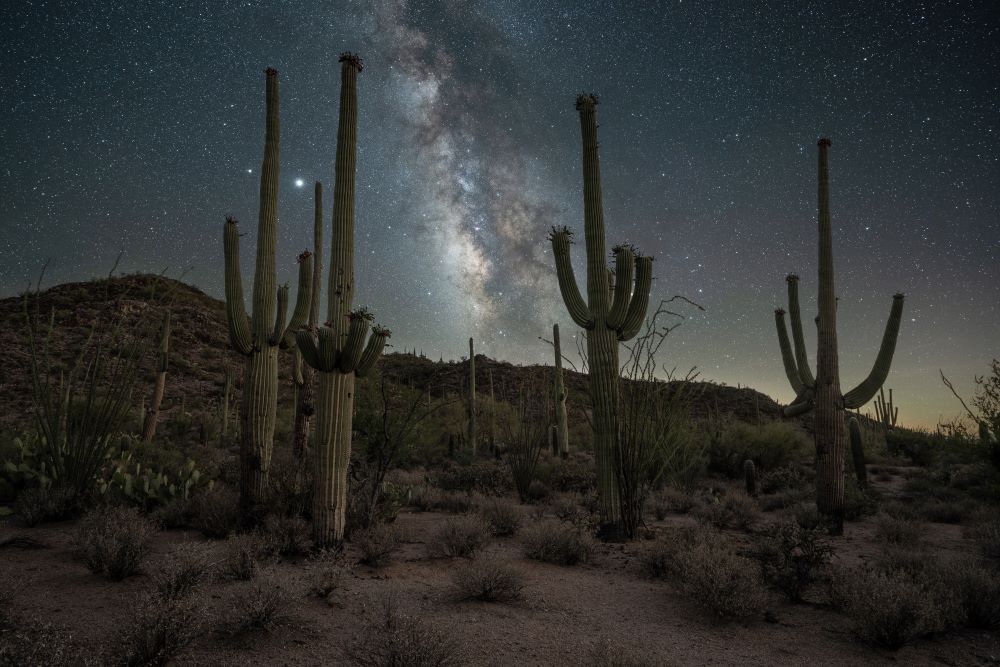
[468,337,477,455]
[223,68,313,518]
[141,310,170,443]
[848,416,867,489]
[549,94,653,532]
[553,323,569,459]
[774,138,904,532]
[296,53,389,546]
[873,387,898,438]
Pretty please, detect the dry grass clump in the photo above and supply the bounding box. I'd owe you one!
[14,486,76,527]
[521,519,593,566]
[479,498,524,536]
[873,513,923,546]
[190,485,240,539]
[947,556,1000,629]
[75,506,155,580]
[342,595,465,666]
[695,489,758,530]
[152,542,214,601]
[0,618,83,666]
[231,580,292,634]
[451,557,524,603]
[309,551,352,603]
[222,532,273,581]
[355,523,398,567]
[650,487,696,519]
[263,514,313,556]
[965,518,1000,559]
[109,593,205,666]
[427,515,491,559]
[755,521,832,601]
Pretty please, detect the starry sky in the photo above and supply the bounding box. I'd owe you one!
[1,1,997,428]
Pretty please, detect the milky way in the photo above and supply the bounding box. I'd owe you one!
[1,1,997,427]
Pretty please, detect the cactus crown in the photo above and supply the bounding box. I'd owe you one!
[785,273,799,283]
[575,93,599,110]
[225,215,238,225]
[339,52,364,72]
[348,306,374,322]
[265,67,278,76]
[298,250,312,262]
[817,137,831,147]
[548,225,573,242]
[775,308,787,315]
[372,324,392,337]
[611,243,639,256]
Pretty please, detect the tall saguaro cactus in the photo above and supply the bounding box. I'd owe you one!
[224,67,313,518]
[552,323,569,458]
[141,310,170,442]
[774,138,904,532]
[468,337,477,455]
[296,53,389,546]
[549,94,653,532]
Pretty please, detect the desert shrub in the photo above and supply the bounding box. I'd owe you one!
[695,489,758,530]
[342,595,465,666]
[0,618,83,666]
[759,465,808,494]
[190,485,240,539]
[434,491,476,514]
[310,552,351,601]
[549,460,597,494]
[232,581,291,633]
[550,493,589,524]
[829,563,958,648]
[792,503,826,530]
[966,519,1000,559]
[153,543,213,601]
[355,524,398,567]
[451,558,524,603]
[671,526,768,620]
[223,532,272,581]
[760,487,810,512]
[407,485,439,511]
[478,498,523,537]
[874,513,922,546]
[639,538,680,579]
[110,594,204,666]
[650,487,696,519]
[427,516,491,558]
[150,495,192,529]
[523,480,550,503]
[521,520,593,566]
[708,421,809,478]
[585,637,656,667]
[948,557,1000,629]
[756,522,832,601]
[13,485,76,526]
[75,506,155,580]
[435,462,509,496]
[263,514,313,556]
[842,483,878,520]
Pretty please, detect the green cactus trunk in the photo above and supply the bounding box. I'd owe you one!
[848,416,867,489]
[468,337,477,456]
[220,367,232,445]
[141,310,170,443]
[223,68,312,520]
[549,95,653,536]
[553,323,569,459]
[773,139,904,534]
[292,182,324,465]
[296,54,389,547]
[744,459,757,497]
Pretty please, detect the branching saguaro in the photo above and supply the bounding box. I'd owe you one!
[549,94,653,535]
[296,53,389,547]
[224,68,313,519]
[141,310,170,442]
[873,386,898,438]
[774,138,904,533]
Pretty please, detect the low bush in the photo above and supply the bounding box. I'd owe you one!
[355,524,398,567]
[75,506,155,580]
[965,519,1000,559]
[521,520,593,566]
[479,498,524,537]
[435,462,510,496]
[874,513,923,546]
[153,543,213,601]
[427,516,491,559]
[223,532,272,581]
[842,483,878,521]
[190,485,240,539]
[110,593,204,666]
[14,486,76,527]
[948,557,1000,629]
[548,461,597,495]
[232,581,291,634]
[759,466,808,495]
[756,522,832,601]
[263,514,313,556]
[451,558,524,603]
[342,595,465,666]
[708,421,809,478]
[695,490,758,531]
[650,487,696,519]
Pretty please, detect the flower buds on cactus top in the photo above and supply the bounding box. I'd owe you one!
[339,51,364,71]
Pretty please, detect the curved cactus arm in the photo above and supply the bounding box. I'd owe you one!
[269,284,289,346]
[355,325,390,378]
[786,275,815,387]
[293,347,304,386]
[318,327,339,371]
[617,255,653,341]
[606,245,635,330]
[339,313,372,373]
[223,217,253,356]
[550,227,594,328]
[296,328,322,370]
[843,293,905,409]
[784,391,815,417]
[282,251,313,348]
[774,309,806,395]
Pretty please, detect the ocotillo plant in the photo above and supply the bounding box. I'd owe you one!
[552,323,569,458]
[296,53,389,546]
[848,416,868,489]
[774,138,904,532]
[291,182,325,466]
[873,387,898,437]
[549,94,653,533]
[467,338,477,455]
[141,310,170,443]
[224,68,313,518]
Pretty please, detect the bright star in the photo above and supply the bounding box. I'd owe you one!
[295,179,304,188]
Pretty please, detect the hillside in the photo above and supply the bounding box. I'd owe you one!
[0,274,797,436]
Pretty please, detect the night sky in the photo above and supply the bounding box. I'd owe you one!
[2,1,997,428]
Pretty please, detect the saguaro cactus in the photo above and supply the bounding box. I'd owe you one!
[219,367,233,445]
[774,138,904,532]
[296,53,389,546]
[549,94,653,532]
[468,337,477,455]
[141,310,170,442]
[874,387,898,438]
[552,323,569,459]
[224,68,313,518]
[848,416,867,489]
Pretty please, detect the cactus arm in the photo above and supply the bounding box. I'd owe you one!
[318,327,339,372]
[310,183,323,327]
[786,274,815,387]
[249,68,281,346]
[223,217,253,356]
[355,326,390,378]
[550,228,593,328]
[296,329,322,370]
[616,255,653,341]
[784,389,815,417]
[843,293,905,409]
[774,309,806,395]
[270,284,289,346]
[339,313,371,373]
[606,245,635,330]
[281,251,313,348]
